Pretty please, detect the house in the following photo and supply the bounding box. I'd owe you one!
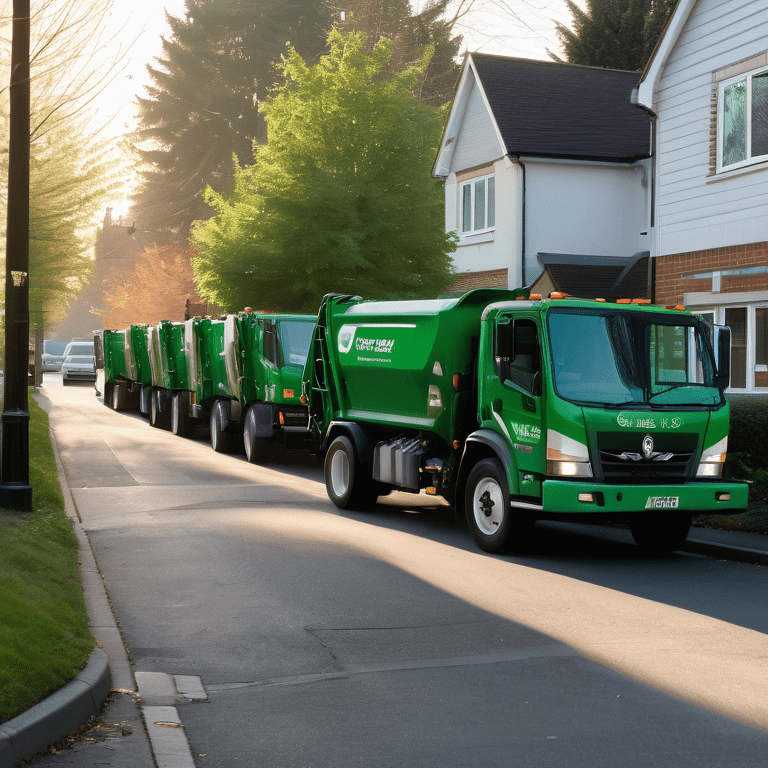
[634,0,768,393]
[433,54,652,294]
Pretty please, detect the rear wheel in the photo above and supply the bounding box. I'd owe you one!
[465,458,514,553]
[149,390,171,430]
[112,383,126,411]
[210,400,234,453]
[149,390,160,427]
[243,408,269,464]
[629,513,692,554]
[171,392,192,437]
[324,435,378,509]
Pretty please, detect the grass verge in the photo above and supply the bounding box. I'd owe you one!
[0,393,92,724]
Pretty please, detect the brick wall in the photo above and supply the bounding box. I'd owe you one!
[444,268,508,296]
[654,241,768,306]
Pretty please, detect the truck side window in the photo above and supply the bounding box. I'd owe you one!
[503,319,540,395]
[263,322,279,366]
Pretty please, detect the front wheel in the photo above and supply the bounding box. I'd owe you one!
[324,435,377,509]
[243,408,269,464]
[465,458,514,553]
[210,400,234,454]
[629,513,692,554]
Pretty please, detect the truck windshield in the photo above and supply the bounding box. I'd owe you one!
[547,308,720,407]
[277,320,314,367]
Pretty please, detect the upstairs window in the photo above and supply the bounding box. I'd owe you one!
[718,67,768,171]
[460,174,495,234]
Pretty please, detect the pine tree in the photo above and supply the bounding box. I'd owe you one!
[338,0,461,106]
[191,29,455,313]
[131,0,333,241]
[551,0,675,72]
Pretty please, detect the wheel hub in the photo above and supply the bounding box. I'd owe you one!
[479,489,495,517]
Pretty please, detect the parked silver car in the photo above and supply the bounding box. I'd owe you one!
[61,354,97,385]
[41,340,68,372]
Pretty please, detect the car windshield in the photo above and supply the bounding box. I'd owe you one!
[44,341,68,355]
[66,356,94,364]
[547,308,720,407]
[67,344,93,356]
[278,320,314,366]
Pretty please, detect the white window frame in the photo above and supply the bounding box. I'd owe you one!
[717,65,768,173]
[459,173,495,235]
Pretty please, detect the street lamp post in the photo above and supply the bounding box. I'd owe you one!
[1,0,32,511]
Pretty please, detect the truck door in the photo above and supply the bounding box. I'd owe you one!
[489,316,544,498]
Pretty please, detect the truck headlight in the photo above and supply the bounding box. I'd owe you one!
[546,430,592,477]
[697,436,727,478]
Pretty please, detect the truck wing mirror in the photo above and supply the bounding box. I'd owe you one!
[713,325,731,391]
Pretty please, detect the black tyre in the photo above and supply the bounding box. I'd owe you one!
[104,382,115,409]
[324,435,378,509]
[149,390,160,427]
[210,400,234,453]
[171,392,192,437]
[112,383,127,411]
[149,390,171,430]
[629,513,692,554]
[243,407,270,464]
[465,458,515,553]
[62,378,70,387]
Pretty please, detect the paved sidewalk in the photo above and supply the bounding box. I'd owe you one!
[684,525,768,566]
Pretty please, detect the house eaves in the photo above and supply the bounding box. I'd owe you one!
[634,0,691,111]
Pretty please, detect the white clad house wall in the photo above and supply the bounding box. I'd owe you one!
[450,76,504,171]
[523,161,650,283]
[654,0,768,256]
[448,157,522,282]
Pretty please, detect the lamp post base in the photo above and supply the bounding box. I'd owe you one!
[0,483,32,511]
[1,408,32,512]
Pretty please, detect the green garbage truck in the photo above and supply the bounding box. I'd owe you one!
[304,288,748,553]
[98,325,151,412]
[168,312,316,458]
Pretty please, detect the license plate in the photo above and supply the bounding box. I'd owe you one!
[645,496,679,509]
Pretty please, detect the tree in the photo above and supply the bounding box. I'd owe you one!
[338,1,462,107]
[98,244,200,329]
[130,0,334,241]
[0,0,126,330]
[191,29,455,313]
[551,0,676,72]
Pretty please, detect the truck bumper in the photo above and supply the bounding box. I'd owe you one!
[541,479,749,515]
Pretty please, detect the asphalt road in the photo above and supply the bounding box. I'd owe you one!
[35,375,768,767]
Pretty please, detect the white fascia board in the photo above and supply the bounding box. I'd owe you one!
[634,0,697,111]
[433,54,508,178]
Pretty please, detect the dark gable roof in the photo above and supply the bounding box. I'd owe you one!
[471,54,650,163]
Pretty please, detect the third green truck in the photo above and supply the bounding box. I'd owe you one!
[303,288,748,553]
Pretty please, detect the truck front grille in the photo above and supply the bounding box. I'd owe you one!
[596,432,698,485]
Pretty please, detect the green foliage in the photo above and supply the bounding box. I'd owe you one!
[131,0,333,239]
[191,29,455,313]
[25,127,120,330]
[551,0,676,72]
[0,397,90,724]
[726,395,768,471]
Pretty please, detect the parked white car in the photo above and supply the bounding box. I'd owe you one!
[61,354,97,385]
